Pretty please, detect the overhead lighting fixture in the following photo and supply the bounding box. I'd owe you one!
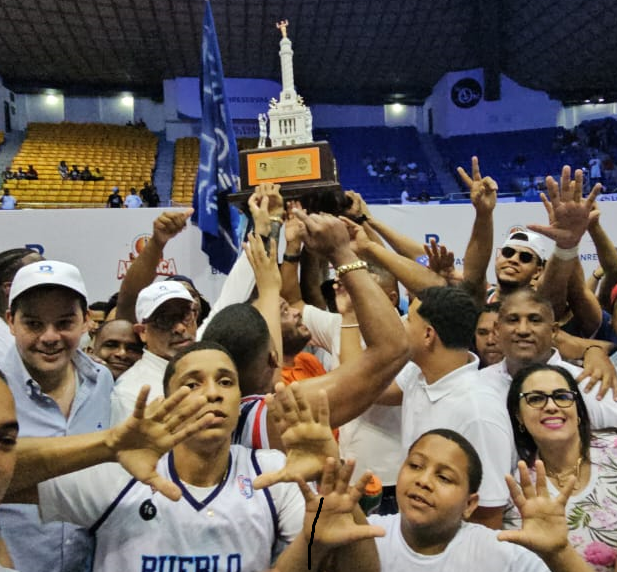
[391,103,404,114]
[598,97,605,103]
[46,94,59,105]
[121,95,134,107]
[584,99,591,103]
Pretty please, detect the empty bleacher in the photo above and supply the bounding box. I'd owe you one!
[172,137,199,205]
[4,122,158,208]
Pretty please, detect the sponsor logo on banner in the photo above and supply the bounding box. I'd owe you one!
[117,234,178,279]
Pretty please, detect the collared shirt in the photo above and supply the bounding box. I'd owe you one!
[479,349,617,430]
[0,320,13,361]
[0,344,113,572]
[111,349,168,424]
[396,354,513,507]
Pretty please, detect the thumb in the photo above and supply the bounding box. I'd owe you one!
[253,468,288,490]
[147,475,183,502]
[496,530,527,547]
[183,208,194,220]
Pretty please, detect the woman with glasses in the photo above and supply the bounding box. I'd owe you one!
[505,363,617,571]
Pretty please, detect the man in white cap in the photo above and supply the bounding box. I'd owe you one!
[0,260,114,572]
[111,281,196,423]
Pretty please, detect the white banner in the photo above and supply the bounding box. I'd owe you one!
[0,202,615,307]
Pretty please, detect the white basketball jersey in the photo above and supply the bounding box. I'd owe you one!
[88,446,284,572]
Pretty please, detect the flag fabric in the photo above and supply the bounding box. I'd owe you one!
[192,0,240,274]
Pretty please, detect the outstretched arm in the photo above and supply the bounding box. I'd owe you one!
[274,212,410,433]
[5,386,214,502]
[458,156,497,303]
[274,458,384,572]
[498,460,594,572]
[116,209,193,322]
[587,206,617,311]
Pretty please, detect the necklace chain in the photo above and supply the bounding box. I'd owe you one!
[544,457,583,489]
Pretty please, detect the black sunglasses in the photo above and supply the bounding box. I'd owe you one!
[501,246,536,264]
[519,390,577,409]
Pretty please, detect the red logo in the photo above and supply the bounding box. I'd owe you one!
[117,234,178,279]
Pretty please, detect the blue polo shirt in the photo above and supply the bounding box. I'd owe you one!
[0,344,113,572]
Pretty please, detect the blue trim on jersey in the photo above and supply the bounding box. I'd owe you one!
[89,477,138,534]
[250,449,279,543]
[233,399,259,444]
[168,450,233,511]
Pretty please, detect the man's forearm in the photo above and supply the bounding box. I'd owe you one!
[7,431,117,496]
[463,211,493,296]
[367,217,425,259]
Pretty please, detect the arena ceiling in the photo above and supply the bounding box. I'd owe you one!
[0,0,616,106]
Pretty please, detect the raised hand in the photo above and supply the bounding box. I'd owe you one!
[253,383,339,489]
[457,156,497,215]
[340,216,372,257]
[107,385,215,501]
[423,238,463,286]
[284,200,305,250]
[298,458,386,548]
[248,188,272,237]
[243,232,281,294]
[497,460,573,556]
[577,346,617,401]
[528,165,601,248]
[294,210,353,264]
[152,209,194,247]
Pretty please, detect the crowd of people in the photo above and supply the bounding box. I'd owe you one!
[57,161,105,181]
[2,166,38,181]
[0,158,616,571]
[105,182,160,208]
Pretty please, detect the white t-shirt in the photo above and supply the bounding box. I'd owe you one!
[39,446,303,572]
[368,514,550,571]
[111,349,167,424]
[396,355,513,507]
[478,350,617,430]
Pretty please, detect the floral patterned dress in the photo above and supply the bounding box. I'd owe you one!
[504,431,617,571]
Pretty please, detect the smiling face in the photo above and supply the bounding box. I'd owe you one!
[167,349,241,446]
[495,246,543,288]
[496,292,556,371]
[280,298,311,357]
[517,370,581,451]
[397,434,479,549]
[92,320,143,379]
[8,287,87,384]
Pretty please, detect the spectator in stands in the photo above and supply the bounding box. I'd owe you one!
[24,165,38,180]
[14,168,25,180]
[57,161,69,180]
[80,165,93,181]
[69,165,80,180]
[136,118,147,128]
[148,186,161,208]
[139,182,153,205]
[2,168,13,182]
[124,188,143,209]
[589,154,603,186]
[401,189,413,204]
[106,187,123,208]
[91,167,105,181]
[417,190,430,203]
[0,189,16,211]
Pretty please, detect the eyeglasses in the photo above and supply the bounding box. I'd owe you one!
[501,246,536,264]
[145,307,198,331]
[519,390,577,409]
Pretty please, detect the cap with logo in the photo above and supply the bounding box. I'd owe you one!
[135,281,194,324]
[8,260,88,307]
[501,230,546,262]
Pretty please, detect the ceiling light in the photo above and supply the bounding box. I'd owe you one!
[391,103,403,114]
[121,95,134,107]
[598,97,605,103]
[46,94,58,105]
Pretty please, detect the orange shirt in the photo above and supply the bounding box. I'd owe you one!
[281,351,327,385]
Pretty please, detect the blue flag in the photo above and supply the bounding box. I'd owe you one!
[192,0,240,274]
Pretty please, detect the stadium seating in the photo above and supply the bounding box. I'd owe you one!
[7,122,157,208]
[171,137,199,205]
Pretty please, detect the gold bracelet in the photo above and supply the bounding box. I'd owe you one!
[269,216,283,224]
[341,323,359,328]
[335,260,368,278]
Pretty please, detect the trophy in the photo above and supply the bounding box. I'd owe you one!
[229,20,341,214]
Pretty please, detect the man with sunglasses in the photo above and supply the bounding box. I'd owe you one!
[478,288,617,430]
[111,282,197,423]
[486,231,546,303]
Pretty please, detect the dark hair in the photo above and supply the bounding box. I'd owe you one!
[88,301,108,313]
[417,286,478,349]
[408,429,483,494]
[103,292,119,319]
[10,285,88,316]
[499,288,554,322]
[506,363,591,466]
[162,340,235,396]
[0,248,39,285]
[202,303,271,393]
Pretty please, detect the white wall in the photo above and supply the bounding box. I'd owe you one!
[64,97,99,123]
[15,93,65,130]
[311,105,384,128]
[134,98,165,132]
[424,69,562,137]
[384,104,424,129]
[557,103,617,130]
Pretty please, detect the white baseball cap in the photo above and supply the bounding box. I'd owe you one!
[9,260,88,307]
[135,281,194,323]
[501,230,546,262]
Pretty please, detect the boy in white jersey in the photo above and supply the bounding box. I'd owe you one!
[10,341,380,572]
